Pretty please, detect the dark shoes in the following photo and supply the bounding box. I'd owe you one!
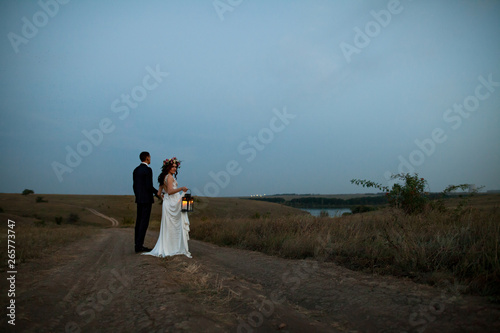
[135,246,152,253]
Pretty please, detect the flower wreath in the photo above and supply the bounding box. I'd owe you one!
[163,157,181,169]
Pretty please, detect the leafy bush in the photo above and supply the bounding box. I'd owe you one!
[351,173,479,216]
[22,189,34,195]
[352,173,429,215]
[351,205,377,214]
[55,216,63,225]
[36,196,48,203]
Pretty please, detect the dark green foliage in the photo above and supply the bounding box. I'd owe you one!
[351,173,482,216]
[286,196,387,208]
[22,189,34,195]
[352,173,429,215]
[351,205,377,214]
[249,197,286,204]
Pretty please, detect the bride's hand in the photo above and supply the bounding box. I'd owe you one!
[181,187,188,192]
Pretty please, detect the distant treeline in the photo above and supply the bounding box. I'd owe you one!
[249,196,388,208]
[249,193,452,208]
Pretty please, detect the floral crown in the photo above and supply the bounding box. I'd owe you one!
[163,157,181,168]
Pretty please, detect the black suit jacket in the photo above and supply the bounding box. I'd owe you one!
[133,163,158,204]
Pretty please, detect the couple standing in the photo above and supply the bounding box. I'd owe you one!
[132,151,191,258]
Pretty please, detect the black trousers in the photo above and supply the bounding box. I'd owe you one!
[135,203,152,250]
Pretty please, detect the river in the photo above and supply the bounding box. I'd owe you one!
[300,208,352,217]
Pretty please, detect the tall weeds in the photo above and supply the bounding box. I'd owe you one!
[0,223,96,265]
[190,207,500,297]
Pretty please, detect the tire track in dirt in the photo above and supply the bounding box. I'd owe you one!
[86,208,119,226]
[7,228,238,332]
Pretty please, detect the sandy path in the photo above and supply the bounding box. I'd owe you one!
[2,227,499,332]
[86,208,120,226]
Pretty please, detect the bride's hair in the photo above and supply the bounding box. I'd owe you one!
[158,157,180,186]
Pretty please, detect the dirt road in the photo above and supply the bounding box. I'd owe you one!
[3,227,499,332]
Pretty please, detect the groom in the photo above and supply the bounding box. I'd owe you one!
[133,151,159,253]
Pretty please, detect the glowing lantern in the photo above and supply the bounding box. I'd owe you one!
[182,191,194,212]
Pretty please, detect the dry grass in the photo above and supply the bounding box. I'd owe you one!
[190,195,500,298]
[0,193,131,267]
[0,213,97,267]
[157,256,238,325]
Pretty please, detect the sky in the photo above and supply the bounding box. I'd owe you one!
[1,0,499,197]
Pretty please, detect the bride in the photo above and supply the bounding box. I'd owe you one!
[143,157,191,258]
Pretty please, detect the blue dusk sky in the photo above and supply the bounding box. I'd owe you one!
[1,0,499,197]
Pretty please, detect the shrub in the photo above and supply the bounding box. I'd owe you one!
[352,173,429,214]
[55,216,63,225]
[36,196,48,203]
[122,216,135,226]
[22,189,34,195]
[351,205,377,214]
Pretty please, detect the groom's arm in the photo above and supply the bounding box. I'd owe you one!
[148,168,160,199]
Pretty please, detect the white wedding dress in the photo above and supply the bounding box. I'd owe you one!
[143,177,191,258]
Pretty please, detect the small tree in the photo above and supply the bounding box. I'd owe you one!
[351,173,429,215]
[351,174,481,215]
[22,189,34,195]
[431,183,483,214]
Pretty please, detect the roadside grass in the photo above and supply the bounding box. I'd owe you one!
[0,193,134,267]
[190,195,500,298]
[0,213,98,267]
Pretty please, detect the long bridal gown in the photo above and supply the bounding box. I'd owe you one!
[143,177,191,258]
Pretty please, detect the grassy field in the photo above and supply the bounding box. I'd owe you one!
[0,192,305,265]
[189,194,500,299]
[1,192,499,299]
